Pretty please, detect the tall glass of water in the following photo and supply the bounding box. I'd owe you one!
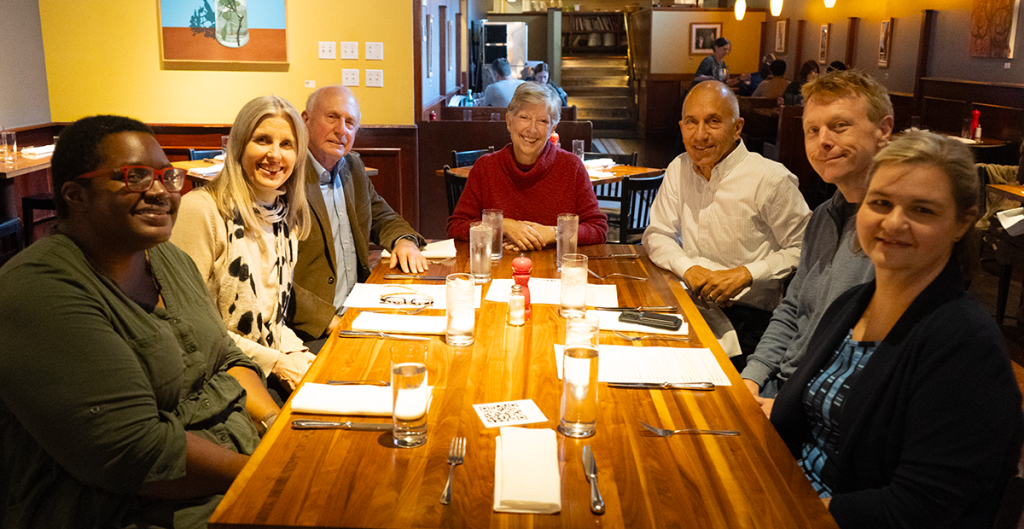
[469,221,492,284]
[559,253,588,318]
[572,139,585,161]
[4,130,17,163]
[446,273,476,346]
[482,209,503,260]
[556,213,579,272]
[558,313,599,438]
[391,342,429,448]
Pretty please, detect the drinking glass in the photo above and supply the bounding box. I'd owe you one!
[556,213,579,272]
[559,253,588,318]
[2,130,16,163]
[572,139,585,161]
[482,209,503,260]
[469,221,492,284]
[391,342,429,448]
[962,118,972,139]
[558,313,599,438]
[446,273,476,346]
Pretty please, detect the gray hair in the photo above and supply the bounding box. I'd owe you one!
[508,82,561,127]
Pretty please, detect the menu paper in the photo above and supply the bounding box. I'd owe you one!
[343,283,483,310]
[473,399,548,428]
[554,344,731,386]
[485,278,618,306]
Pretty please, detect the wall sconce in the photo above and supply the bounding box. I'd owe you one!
[771,0,783,16]
[734,0,746,20]
[823,0,835,7]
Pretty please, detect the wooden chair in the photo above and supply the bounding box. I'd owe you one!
[21,193,56,247]
[585,151,638,203]
[978,164,1024,324]
[189,148,223,161]
[450,146,494,168]
[611,174,664,244]
[0,217,22,266]
[443,165,467,216]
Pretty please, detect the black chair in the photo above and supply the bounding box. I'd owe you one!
[22,193,56,247]
[189,148,223,161]
[0,217,22,266]
[585,151,638,203]
[443,165,467,216]
[611,174,664,244]
[451,146,494,168]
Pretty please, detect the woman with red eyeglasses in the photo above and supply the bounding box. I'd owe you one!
[0,115,280,528]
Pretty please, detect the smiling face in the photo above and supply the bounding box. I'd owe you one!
[242,115,297,201]
[73,131,180,252]
[803,93,892,198]
[507,102,556,165]
[303,86,360,169]
[681,82,744,179]
[857,163,972,280]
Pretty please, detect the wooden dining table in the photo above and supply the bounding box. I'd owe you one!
[210,244,837,528]
[989,183,1024,203]
[438,164,665,187]
[0,151,52,221]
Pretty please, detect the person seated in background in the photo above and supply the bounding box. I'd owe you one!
[531,62,568,106]
[643,81,810,370]
[172,96,315,398]
[771,131,1024,528]
[483,57,525,107]
[290,86,426,348]
[738,54,775,97]
[782,60,820,106]
[826,60,847,73]
[448,82,607,251]
[752,59,789,99]
[0,115,280,528]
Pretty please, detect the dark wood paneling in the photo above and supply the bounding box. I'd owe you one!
[889,92,915,133]
[845,17,858,69]
[766,105,827,209]
[644,75,685,138]
[352,125,419,228]
[922,97,967,135]
[438,105,577,122]
[913,10,936,117]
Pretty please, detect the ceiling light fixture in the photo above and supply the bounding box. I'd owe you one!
[735,0,746,20]
[771,0,783,16]
[823,0,836,7]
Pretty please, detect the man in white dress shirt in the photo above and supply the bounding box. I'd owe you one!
[642,81,810,369]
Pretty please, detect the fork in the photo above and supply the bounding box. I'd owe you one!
[613,331,690,343]
[588,269,647,281]
[439,437,466,505]
[640,421,740,437]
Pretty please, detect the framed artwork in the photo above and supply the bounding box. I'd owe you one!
[690,23,722,55]
[969,0,1021,58]
[818,23,831,64]
[158,0,288,68]
[878,18,894,67]
[775,19,788,54]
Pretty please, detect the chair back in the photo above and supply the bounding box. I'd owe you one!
[585,151,638,201]
[0,217,22,266]
[443,165,468,216]
[616,174,664,244]
[189,149,223,161]
[451,146,494,168]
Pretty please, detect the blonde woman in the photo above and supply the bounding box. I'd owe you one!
[172,95,314,393]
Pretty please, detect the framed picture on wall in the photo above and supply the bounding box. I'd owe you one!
[878,18,894,67]
[775,19,788,54]
[690,23,722,55]
[158,0,289,68]
[818,23,831,64]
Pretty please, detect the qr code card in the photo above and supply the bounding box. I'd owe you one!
[472,399,547,428]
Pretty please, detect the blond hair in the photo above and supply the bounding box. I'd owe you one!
[802,69,893,123]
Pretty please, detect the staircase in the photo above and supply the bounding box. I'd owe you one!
[561,56,635,137]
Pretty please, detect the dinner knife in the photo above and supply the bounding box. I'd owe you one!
[582,446,605,515]
[337,330,430,341]
[384,274,448,281]
[594,306,677,312]
[587,254,640,260]
[292,420,394,431]
[608,382,715,391]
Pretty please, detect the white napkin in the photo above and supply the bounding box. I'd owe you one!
[351,313,446,335]
[290,382,433,416]
[21,145,55,157]
[493,427,561,514]
[588,309,688,335]
[583,158,615,169]
[380,238,457,259]
[948,135,978,145]
[187,163,223,176]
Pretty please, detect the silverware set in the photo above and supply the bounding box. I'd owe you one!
[588,269,647,281]
[439,437,466,505]
[612,331,690,343]
[337,330,430,341]
[640,421,740,437]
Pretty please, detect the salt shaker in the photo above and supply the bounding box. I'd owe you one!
[511,254,533,321]
[508,284,526,326]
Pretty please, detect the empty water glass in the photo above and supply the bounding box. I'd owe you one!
[572,139,585,161]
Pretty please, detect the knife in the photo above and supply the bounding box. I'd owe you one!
[326,379,390,386]
[608,382,715,391]
[384,274,448,281]
[292,420,394,431]
[594,306,677,312]
[338,330,430,342]
[587,254,640,260]
[582,446,605,515]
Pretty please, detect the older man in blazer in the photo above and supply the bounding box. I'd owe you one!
[290,85,427,344]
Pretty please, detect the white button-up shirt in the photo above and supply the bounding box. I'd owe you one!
[310,154,359,312]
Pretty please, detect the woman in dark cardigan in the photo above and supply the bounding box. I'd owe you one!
[771,131,1024,528]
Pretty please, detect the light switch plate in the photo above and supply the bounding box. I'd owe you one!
[318,41,336,59]
[366,42,384,61]
[342,69,360,86]
[340,41,358,60]
[366,69,384,87]
[1006,62,1012,69]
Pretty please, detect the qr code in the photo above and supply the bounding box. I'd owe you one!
[479,402,528,424]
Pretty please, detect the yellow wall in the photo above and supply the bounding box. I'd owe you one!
[39,0,414,125]
[651,9,766,75]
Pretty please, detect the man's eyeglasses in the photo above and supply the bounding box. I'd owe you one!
[379,286,434,307]
[77,165,187,193]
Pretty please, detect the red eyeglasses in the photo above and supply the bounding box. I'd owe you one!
[76,165,187,193]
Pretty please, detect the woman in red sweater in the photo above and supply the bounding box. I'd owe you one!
[447,83,607,251]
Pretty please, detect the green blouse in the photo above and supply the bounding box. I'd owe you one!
[0,235,263,529]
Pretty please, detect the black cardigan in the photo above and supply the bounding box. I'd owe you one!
[771,261,1024,528]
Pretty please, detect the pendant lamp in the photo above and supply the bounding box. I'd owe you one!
[771,0,783,16]
[823,0,835,7]
[734,0,746,20]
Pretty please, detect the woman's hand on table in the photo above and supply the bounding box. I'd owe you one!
[272,351,317,392]
[502,219,553,251]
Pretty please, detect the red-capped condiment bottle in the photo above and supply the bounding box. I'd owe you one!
[511,254,533,321]
[549,131,560,145]
[970,110,980,140]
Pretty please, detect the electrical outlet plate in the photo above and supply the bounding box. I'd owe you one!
[366,42,384,61]
[366,69,384,87]
[340,41,358,60]
[1006,62,1012,69]
[342,69,360,87]
[318,41,336,60]
[304,80,316,88]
